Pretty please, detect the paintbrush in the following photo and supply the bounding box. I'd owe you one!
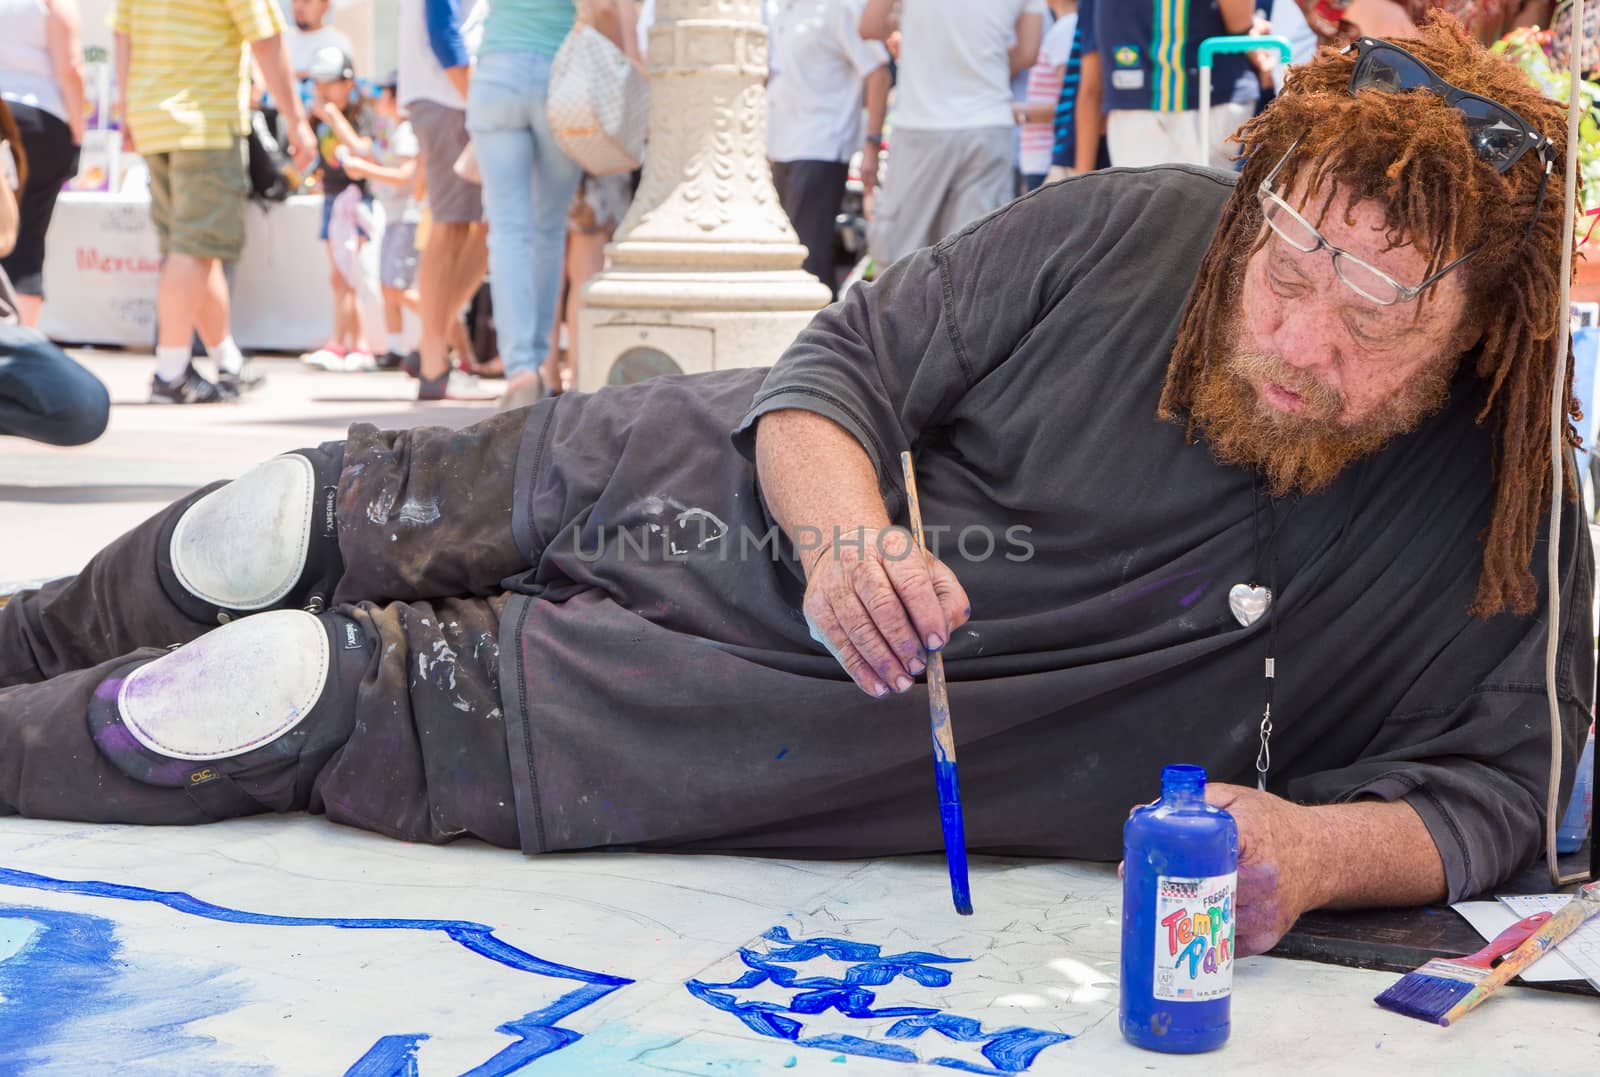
[899,451,973,916]
[1377,882,1600,1026]
[1373,910,1552,1022]
[1436,883,1600,1025]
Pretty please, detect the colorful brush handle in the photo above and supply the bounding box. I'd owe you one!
[900,451,973,916]
[1457,911,1554,968]
[1441,882,1600,1025]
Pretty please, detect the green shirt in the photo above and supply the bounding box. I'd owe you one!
[480,0,575,60]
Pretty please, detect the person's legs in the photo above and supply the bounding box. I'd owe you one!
[408,102,483,386]
[0,404,531,686]
[156,254,219,352]
[0,596,519,846]
[151,142,248,400]
[0,325,110,446]
[932,127,1017,243]
[521,55,583,387]
[0,103,78,327]
[564,228,607,389]
[866,127,964,266]
[417,220,471,377]
[444,224,489,362]
[771,159,850,297]
[468,53,542,384]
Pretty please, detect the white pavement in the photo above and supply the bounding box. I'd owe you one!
[0,352,1592,1074]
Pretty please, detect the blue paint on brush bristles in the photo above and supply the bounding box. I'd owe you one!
[1373,972,1476,1024]
[934,758,973,916]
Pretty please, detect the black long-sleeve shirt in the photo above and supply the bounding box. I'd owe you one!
[497,166,1592,902]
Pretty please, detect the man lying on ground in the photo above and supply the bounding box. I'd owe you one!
[0,18,1588,957]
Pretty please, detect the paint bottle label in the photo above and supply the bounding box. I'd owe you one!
[1152,872,1237,1003]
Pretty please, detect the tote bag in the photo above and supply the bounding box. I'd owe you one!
[546,20,649,175]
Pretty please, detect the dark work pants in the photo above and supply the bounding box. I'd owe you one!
[0,408,532,847]
[0,326,110,446]
[771,159,849,299]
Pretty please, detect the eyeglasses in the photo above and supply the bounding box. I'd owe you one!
[1343,36,1553,240]
[1257,139,1480,305]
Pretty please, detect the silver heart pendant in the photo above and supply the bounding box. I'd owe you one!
[1228,583,1272,627]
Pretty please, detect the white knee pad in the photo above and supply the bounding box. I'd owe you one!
[160,445,344,624]
[170,455,318,613]
[88,608,372,817]
[119,609,330,761]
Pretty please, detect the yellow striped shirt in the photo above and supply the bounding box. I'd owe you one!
[111,0,285,155]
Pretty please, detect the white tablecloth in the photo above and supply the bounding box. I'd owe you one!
[39,192,333,352]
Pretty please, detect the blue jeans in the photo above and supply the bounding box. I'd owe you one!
[0,326,110,446]
[467,50,583,379]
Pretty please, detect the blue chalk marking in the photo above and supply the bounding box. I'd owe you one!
[0,867,632,1076]
[776,748,789,760]
[348,1034,430,1077]
[686,927,1070,1075]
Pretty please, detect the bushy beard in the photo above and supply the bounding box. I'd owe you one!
[1188,307,1457,496]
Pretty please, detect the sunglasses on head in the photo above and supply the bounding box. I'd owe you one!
[1343,37,1553,172]
[1342,36,1553,240]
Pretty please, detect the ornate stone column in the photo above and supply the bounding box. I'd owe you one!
[576,0,832,393]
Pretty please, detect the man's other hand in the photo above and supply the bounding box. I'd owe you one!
[802,526,971,698]
[1205,783,1327,957]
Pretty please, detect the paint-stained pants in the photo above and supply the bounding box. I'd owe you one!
[0,410,532,847]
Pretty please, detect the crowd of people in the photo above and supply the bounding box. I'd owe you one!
[0,0,1585,435]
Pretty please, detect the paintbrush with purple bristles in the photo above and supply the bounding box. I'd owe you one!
[900,451,973,916]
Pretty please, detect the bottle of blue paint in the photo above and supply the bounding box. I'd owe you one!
[1120,764,1239,1054]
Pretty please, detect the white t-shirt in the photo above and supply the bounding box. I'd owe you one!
[1018,12,1074,176]
[767,0,890,164]
[0,0,67,124]
[893,0,1046,131]
[287,23,355,78]
[371,115,421,222]
[398,0,487,111]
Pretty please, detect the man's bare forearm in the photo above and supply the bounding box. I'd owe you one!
[1075,53,1103,173]
[755,410,890,573]
[1307,798,1447,909]
[250,35,306,127]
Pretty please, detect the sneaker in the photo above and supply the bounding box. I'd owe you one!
[497,373,546,412]
[217,362,266,395]
[375,351,405,371]
[400,350,421,379]
[307,349,377,373]
[417,369,497,402]
[150,365,236,404]
[301,346,345,368]
[332,350,378,372]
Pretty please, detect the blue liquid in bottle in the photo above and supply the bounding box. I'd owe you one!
[1120,764,1239,1054]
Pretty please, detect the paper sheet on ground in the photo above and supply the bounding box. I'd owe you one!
[1451,899,1598,989]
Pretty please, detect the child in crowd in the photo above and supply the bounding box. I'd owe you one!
[1012,0,1077,193]
[343,73,422,371]
[302,46,380,371]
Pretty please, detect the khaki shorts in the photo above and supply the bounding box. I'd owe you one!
[145,139,250,261]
